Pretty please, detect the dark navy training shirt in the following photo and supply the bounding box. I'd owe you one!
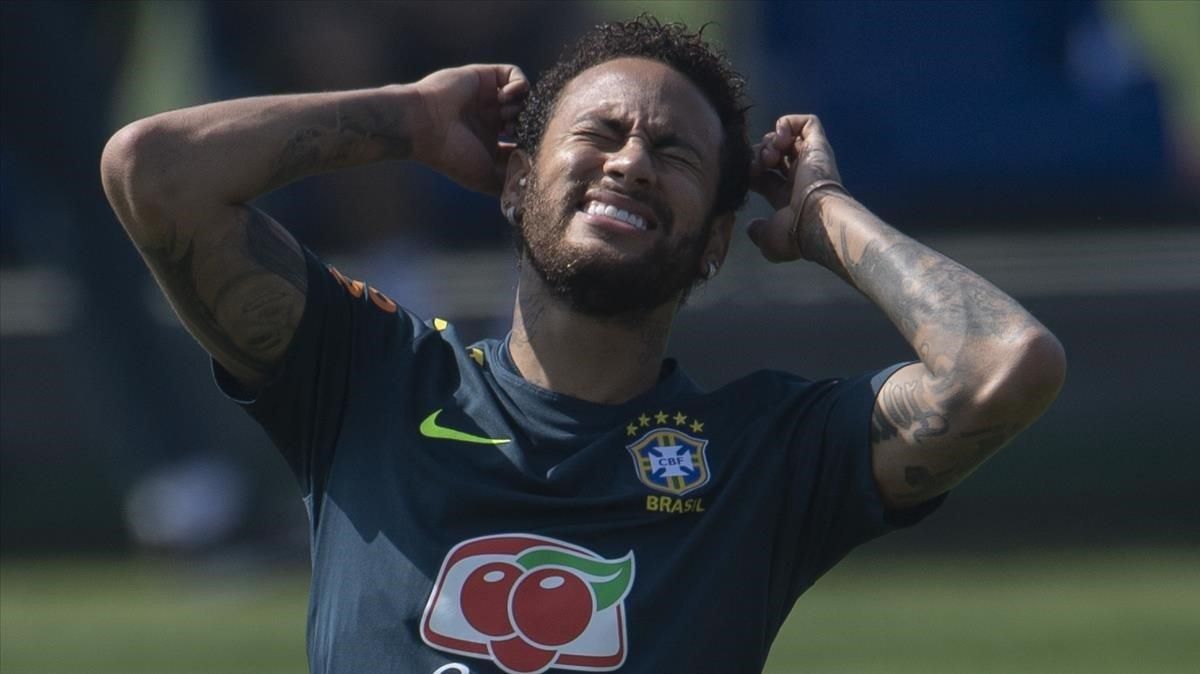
[215,248,942,674]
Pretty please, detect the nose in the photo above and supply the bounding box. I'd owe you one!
[603,138,656,188]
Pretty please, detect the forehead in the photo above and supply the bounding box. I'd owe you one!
[552,57,722,149]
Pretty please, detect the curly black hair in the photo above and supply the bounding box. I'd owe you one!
[514,15,751,216]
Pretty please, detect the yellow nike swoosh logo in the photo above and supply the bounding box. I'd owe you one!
[419,409,510,445]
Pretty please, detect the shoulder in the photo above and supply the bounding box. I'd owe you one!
[707,369,823,405]
[702,366,904,429]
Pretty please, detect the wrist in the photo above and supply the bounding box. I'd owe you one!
[374,83,433,163]
[809,185,854,223]
[789,180,851,258]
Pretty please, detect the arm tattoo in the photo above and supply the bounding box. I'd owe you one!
[821,204,1053,505]
[245,211,307,292]
[842,224,1036,352]
[140,207,306,378]
[269,100,413,188]
[902,424,1011,490]
[871,377,950,445]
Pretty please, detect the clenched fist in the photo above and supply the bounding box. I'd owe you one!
[746,114,847,263]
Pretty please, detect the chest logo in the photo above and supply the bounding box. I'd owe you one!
[625,412,711,496]
[421,533,635,674]
[420,409,511,445]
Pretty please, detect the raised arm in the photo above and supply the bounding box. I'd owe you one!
[748,114,1066,510]
[101,65,528,389]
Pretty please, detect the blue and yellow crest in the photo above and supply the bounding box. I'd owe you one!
[625,414,710,496]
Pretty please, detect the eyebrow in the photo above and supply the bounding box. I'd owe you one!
[588,115,705,160]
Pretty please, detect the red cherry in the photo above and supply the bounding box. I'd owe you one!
[460,561,521,637]
[510,568,594,647]
[488,635,557,674]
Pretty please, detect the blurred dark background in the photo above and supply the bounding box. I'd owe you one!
[2,0,1197,564]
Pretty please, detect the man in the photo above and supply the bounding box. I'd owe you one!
[102,16,1065,674]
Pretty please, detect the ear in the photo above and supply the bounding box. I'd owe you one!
[703,212,737,267]
[501,150,532,216]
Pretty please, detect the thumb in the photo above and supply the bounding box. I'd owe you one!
[745,208,800,263]
[744,217,766,245]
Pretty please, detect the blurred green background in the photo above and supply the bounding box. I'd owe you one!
[4,549,1199,673]
[2,0,1197,672]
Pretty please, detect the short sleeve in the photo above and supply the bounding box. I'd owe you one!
[778,364,945,600]
[212,247,418,499]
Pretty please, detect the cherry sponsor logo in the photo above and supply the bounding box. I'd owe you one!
[421,534,635,674]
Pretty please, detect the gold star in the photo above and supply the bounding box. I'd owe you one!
[638,414,651,427]
[690,420,704,433]
[626,423,638,436]
[654,411,669,424]
[674,412,688,425]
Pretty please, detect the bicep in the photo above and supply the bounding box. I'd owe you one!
[136,204,307,390]
[869,363,1014,510]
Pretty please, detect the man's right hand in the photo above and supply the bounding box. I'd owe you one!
[414,64,529,196]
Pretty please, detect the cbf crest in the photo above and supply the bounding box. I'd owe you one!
[624,411,711,496]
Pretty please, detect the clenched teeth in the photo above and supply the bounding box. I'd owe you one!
[584,200,647,230]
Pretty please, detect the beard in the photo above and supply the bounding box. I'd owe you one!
[514,172,712,321]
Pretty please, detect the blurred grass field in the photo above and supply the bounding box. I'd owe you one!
[2,548,1198,673]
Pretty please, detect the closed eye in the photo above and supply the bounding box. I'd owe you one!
[573,129,621,149]
[580,130,617,141]
[656,148,702,175]
[654,133,703,166]
[659,149,696,165]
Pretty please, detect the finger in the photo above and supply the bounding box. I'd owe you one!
[745,208,799,263]
[500,103,523,121]
[760,145,781,168]
[746,170,773,199]
[778,114,826,148]
[745,217,767,249]
[497,65,530,102]
[774,113,816,136]
[774,117,790,140]
[747,169,790,209]
[771,119,793,151]
[499,82,529,104]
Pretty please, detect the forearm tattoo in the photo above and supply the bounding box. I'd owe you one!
[821,208,1043,502]
[842,224,1036,349]
[268,100,413,188]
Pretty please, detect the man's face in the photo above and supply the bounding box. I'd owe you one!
[515,57,727,318]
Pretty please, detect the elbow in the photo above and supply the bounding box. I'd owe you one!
[1016,329,1067,405]
[101,121,163,204]
[976,328,1067,422]
[101,121,174,243]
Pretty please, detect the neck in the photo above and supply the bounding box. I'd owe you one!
[508,267,676,405]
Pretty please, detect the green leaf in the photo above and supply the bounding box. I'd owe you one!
[516,548,634,611]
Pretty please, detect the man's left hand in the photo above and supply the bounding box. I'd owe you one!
[746,114,844,262]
